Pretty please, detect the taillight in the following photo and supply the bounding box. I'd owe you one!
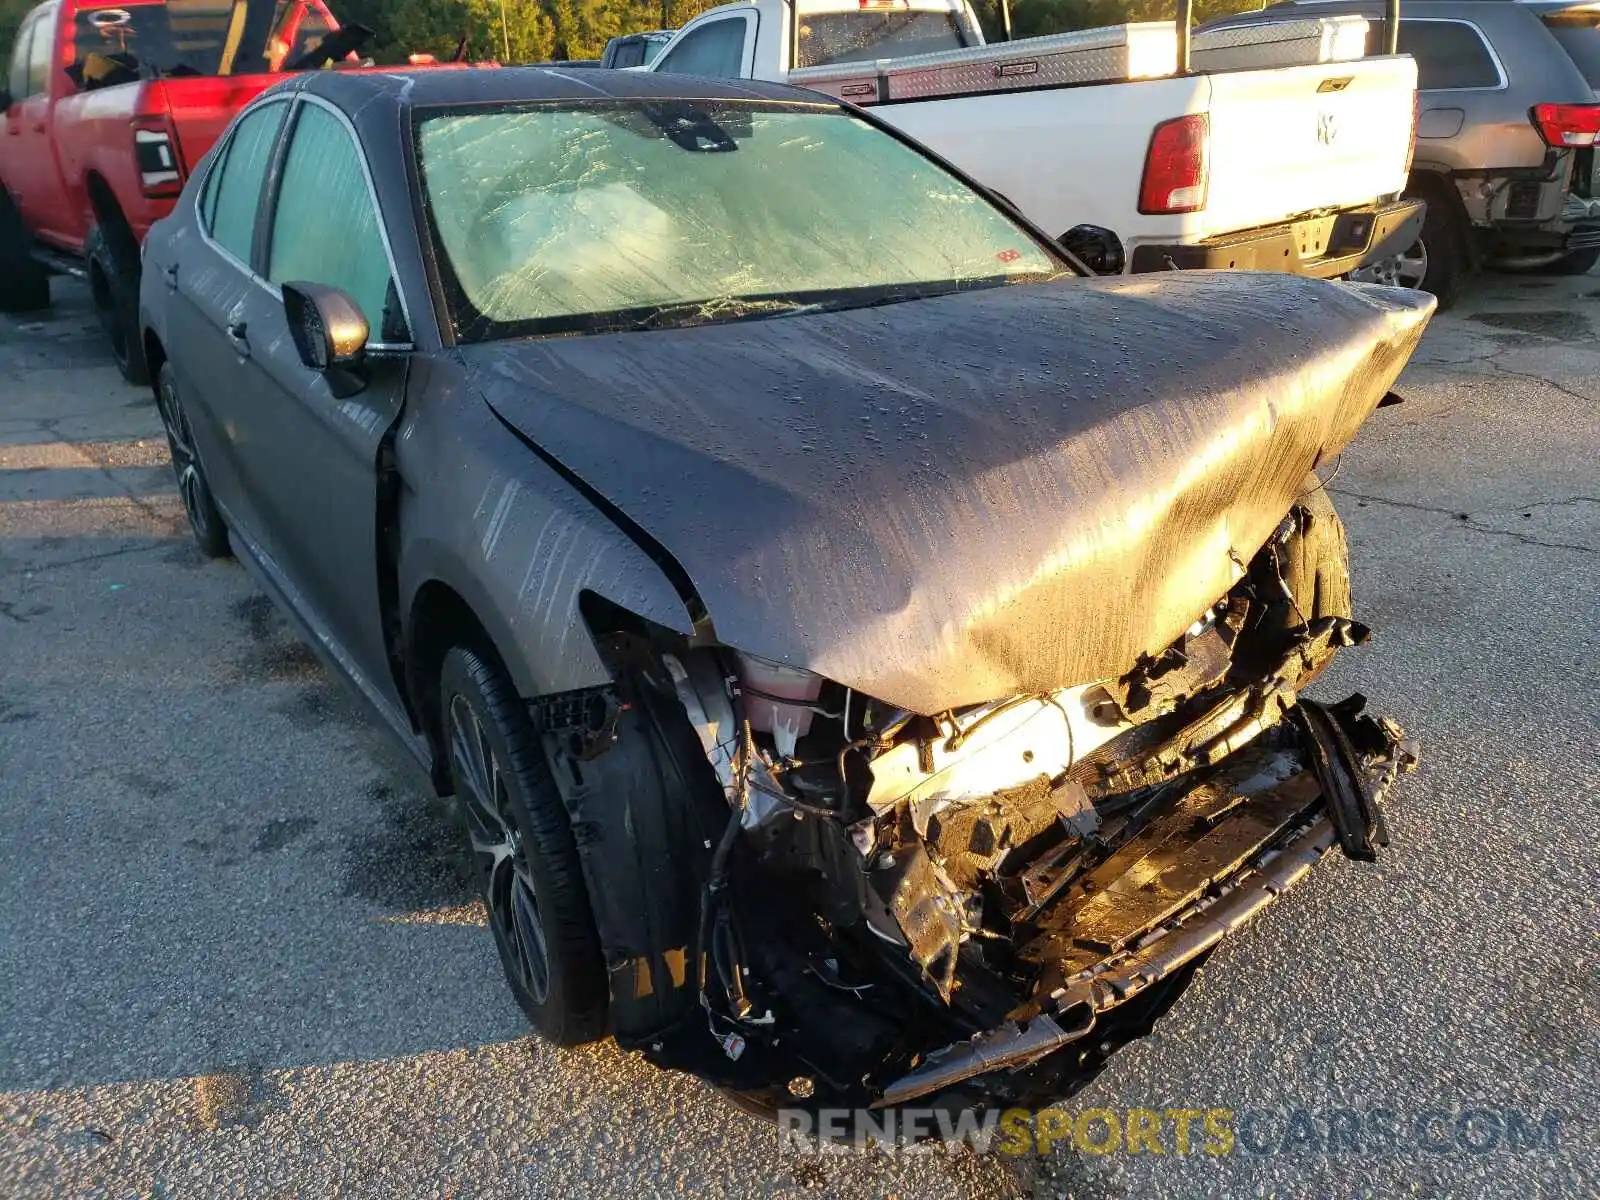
[1530,103,1600,148]
[132,118,182,198]
[1138,113,1209,215]
[1404,91,1419,175]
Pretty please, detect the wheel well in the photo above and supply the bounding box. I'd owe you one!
[1408,171,1474,239]
[143,330,167,397]
[405,580,502,795]
[84,173,130,238]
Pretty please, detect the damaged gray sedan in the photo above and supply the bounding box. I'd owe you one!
[137,66,1433,1114]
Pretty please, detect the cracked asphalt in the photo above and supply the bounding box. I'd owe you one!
[1,274,1596,1199]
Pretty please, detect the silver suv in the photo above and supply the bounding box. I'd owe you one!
[1205,1,1600,304]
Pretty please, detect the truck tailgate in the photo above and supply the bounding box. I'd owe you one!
[159,75,288,176]
[1200,54,1416,240]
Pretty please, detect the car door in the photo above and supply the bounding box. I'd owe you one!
[222,94,412,706]
[3,7,70,245]
[162,95,292,540]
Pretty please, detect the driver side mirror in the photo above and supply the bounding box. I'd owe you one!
[283,281,368,397]
[1059,225,1126,276]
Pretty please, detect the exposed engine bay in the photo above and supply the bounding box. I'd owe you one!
[566,481,1416,1113]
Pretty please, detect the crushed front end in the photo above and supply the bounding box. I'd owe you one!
[591,481,1417,1113]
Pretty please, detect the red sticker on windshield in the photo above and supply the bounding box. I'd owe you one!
[996,249,1023,264]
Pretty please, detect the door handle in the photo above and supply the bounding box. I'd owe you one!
[30,122,44,134]
[161,263,178,290]
[227,320,251,357]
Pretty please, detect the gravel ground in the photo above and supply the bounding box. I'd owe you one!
[1,274,1595,1199]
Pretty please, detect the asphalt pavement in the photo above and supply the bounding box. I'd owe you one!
[1,274,1595,1198]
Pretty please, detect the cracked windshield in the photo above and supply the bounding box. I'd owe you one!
[415,100,1058,339]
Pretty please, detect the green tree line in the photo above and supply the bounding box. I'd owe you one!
[3,0,1261,77]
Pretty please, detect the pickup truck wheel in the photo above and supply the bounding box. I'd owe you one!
[0,190,49,313]
[85,225,150,386]
[439,644,608,1046]
[155,364,230,558]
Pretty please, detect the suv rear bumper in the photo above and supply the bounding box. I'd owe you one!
[1129,199,1425,279]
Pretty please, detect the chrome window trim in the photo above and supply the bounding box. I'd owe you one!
[192,92,418,352]
[192,95,293,299]
[274,92,417,350]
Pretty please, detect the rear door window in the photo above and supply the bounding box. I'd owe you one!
[206,100,289,266]
[1398,20,1501,90]
[654,17,747,77]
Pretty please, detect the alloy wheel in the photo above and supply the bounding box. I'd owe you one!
[158,374,215,543]
[1350,238,1429,290]
[448,693,551,1004]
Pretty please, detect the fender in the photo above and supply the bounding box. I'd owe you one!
[392,359,695,707]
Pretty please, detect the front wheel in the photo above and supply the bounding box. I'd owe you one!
[1353,188,1470,309]
[439,645,608,1045]
[1349,239,1429,291]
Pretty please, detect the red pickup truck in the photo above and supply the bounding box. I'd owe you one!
[0,0,367,382]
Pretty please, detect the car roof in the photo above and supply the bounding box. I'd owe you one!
[286,64,827,135]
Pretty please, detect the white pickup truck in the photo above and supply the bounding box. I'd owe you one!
[646,0,1424,277]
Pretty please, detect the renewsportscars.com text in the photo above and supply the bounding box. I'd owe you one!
[776,1105,1562,1158]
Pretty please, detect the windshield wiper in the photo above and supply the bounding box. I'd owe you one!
[627,297,824,332]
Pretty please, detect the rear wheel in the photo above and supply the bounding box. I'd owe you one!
[1353,181,1470,308]
[1349,240,1428,291]
[439,644,608,1045]
[155,364,231,559]
[0,188,49,313]
[85,224,149,385]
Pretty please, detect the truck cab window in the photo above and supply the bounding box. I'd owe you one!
[267,103,398,340]
[655,19,747,78]
[206,101,288,265]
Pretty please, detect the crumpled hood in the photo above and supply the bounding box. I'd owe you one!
[461,271,1432,714]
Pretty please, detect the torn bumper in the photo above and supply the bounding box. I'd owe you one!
[1129,198,1426,279]
[878,707,1417,1107]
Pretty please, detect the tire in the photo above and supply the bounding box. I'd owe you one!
[1276,477,1352,626]
[439,644,608,1045]
[1534,246,1600,276]
[0,188,49,313]
[1409,185,1470,309]
[85,224,149,385]
[155,363,231,559]
[1236,475,1352,680]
